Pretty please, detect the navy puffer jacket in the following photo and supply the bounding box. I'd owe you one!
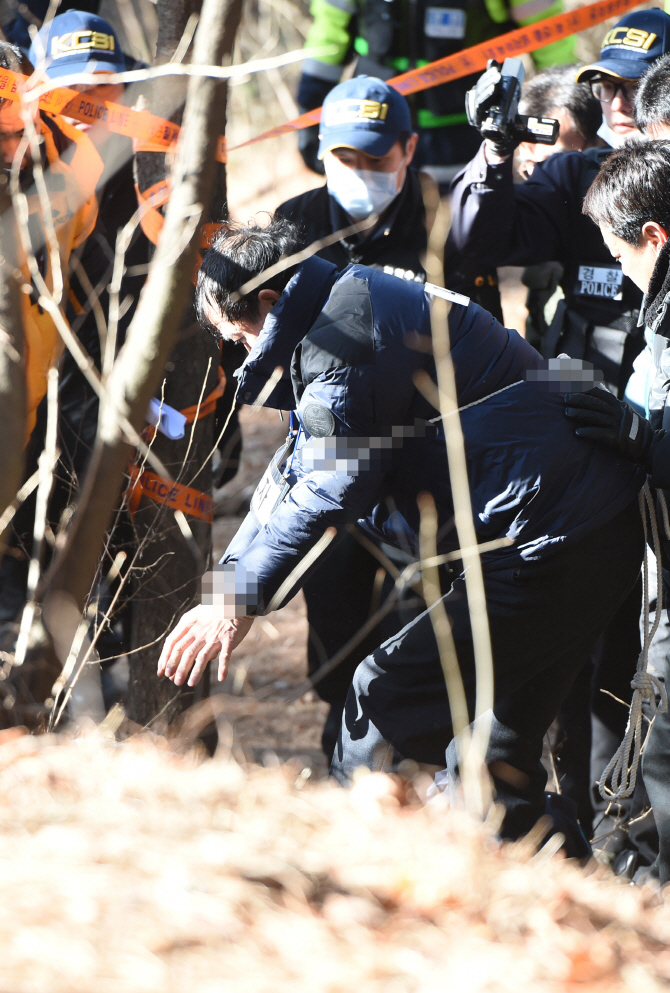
[222,257,643,613]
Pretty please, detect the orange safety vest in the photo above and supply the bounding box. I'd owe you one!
[20,112,103,439]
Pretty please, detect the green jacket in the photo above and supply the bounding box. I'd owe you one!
[303,0,574,128]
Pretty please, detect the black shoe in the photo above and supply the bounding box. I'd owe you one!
[545,792,592,860]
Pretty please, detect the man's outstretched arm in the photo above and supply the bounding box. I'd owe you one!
[157,610,254,688]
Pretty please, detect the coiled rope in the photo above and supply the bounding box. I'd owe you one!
[598,482,668,801]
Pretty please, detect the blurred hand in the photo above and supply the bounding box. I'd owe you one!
[564,387,654,464]
[157,607,254,688]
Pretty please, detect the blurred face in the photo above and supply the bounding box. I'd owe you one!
[601,221,668,293]
[591,74,639,138]
[324,133,418,192]
[517,107,588,179]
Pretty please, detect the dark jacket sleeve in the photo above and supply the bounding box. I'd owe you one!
[447,142,583,269]
[220,367,388,614]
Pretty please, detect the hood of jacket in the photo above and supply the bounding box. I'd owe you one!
[642,239,670,337]
[235,255,339,409]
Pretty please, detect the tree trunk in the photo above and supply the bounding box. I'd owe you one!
[41,0,243,728]
[124,0,240,730]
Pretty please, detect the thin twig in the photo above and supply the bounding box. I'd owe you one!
[14,367,59,667]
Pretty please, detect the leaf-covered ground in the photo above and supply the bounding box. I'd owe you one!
[1,730,669,992]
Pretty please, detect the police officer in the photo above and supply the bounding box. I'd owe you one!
[295,0,575,318]
[278,77,426,282]
[0,37,104,630]
[27,9,149,465]
[564,139,670,884]
[448,8,670,397]
[158,215,644,846]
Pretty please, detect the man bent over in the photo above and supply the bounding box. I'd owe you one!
[159,216,644,843]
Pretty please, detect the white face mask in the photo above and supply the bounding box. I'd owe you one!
[324,153,402,220]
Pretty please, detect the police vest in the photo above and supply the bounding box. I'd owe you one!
[546,147,644,396]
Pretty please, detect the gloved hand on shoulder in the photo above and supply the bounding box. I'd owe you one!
[564,387,655,465]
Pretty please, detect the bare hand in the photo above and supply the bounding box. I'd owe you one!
[157,606,254,687]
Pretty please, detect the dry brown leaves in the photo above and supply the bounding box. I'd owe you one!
[0,730,669,993]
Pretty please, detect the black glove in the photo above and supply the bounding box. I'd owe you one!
[298,121,324,175]
[465,60,524,158]
[564,387,655,465]
[465,61,502,128]
[296,72,334,174]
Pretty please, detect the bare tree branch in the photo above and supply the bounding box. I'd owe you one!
[40,0,244,642]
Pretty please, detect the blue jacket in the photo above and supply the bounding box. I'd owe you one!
[222,256,643,614]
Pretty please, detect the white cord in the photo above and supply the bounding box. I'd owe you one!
[427,380,525,422]
[657,488,670,541]
[598,482,668,801]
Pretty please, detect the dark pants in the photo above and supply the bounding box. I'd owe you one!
[333,500,644,838]
[554,577,645,831]
[304,532,424,759]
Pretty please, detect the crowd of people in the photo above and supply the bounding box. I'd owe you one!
[162,3,670,886]
[6,0,670,889]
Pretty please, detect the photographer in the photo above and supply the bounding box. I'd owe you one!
[481,64,604,351]
[564,139,670,884]
[516,65,603,183]
[448,9,670,397]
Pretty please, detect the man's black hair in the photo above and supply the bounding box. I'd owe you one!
[519,65,602,144]
[582,138,670,245]
[195,215,303,339]
[636,54,670,133]
[0,40,33,81]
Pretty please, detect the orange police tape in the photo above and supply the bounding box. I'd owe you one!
[127,0,647,245]
[233,0,647,146]
[134,179,220,254]
[0,0,645,166]
[0,0,643,246]
[126,466,214,523]
[125,366,226,525]
[0,66,228,163]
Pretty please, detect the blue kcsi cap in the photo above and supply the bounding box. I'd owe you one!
[29,10,127,79]
[318,76,412,159]
[576,8,670,82]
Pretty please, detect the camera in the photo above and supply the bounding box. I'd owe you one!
[466,57,560,155]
